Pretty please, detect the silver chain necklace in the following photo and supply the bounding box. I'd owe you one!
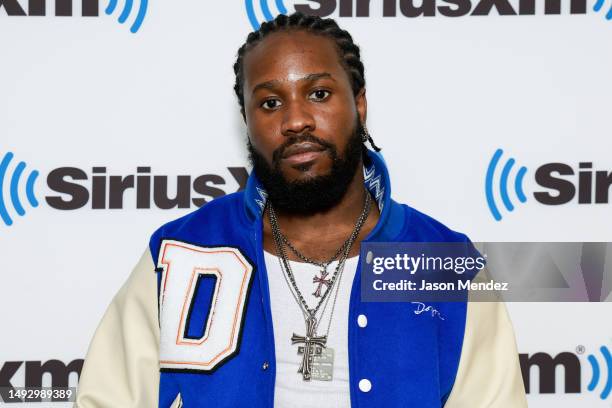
[278,219,354,299]
[268,190,370,317]
[276,254,349,382]
[274,245,350,337]
[279,225,351,273]
[267,189,371,381]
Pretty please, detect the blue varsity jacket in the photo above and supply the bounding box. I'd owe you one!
[148,149,472,407]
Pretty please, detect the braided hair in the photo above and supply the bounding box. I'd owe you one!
[233,12,381,152]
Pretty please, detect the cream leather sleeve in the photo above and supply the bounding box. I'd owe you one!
[444,296,528,407]
[74,249,160,408]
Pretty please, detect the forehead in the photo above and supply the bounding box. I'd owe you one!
[242,30,348,89]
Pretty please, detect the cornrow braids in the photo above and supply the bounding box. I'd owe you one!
[233,11,381,156]
[234,12,365,114]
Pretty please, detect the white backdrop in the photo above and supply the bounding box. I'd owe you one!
[1,1,611,406]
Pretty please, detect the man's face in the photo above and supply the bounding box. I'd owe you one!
[242,30,367,213]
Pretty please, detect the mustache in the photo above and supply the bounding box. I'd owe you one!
[271,133,336,166]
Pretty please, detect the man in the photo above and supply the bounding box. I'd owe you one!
[75,12,527,408]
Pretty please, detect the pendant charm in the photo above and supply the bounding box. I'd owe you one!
[291,316,327,381]
[311,347,334,381]
[312,269,332,298]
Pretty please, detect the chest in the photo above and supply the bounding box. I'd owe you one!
[155,240,466,408]
[265,252,358,407]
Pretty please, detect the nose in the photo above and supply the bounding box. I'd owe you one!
[280,100,315,137]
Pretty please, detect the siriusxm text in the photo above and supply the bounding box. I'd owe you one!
[45,166,248,210]
[295,0,588,17]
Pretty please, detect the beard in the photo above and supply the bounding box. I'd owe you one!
[247,121,365,215]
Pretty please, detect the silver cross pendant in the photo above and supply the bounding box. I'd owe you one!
[291,316,327,381]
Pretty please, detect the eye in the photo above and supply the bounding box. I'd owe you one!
[309,89,331,102]
[261,98,282,111]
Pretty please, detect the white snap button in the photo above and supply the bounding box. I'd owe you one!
[359,379,372,392]
[357,314,368,328]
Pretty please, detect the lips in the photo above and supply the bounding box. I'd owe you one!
[281,142,327,166]
[282,142,326,159]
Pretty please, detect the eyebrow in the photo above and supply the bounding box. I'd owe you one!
[251,72,335,95]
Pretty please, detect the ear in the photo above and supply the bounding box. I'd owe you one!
[355,88,367,125]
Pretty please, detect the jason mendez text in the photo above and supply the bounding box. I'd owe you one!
[372,279,509,291]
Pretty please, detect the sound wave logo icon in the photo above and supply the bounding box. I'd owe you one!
[105,0,148,33]
[485,148,528,221]
[245,0,288,30]
[0,152,39,227]
[587,346,612,400]
[594,0,612,20]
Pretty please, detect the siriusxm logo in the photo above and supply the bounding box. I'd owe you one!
[0,153,39,227]
[485,149,528,221]
[0,151,248,227]
[587,346,612,399]
[594,0,612,18]
[485,148,612,221]
[246,0,289,29]
[104,0,147,33]
[521,345,612,401]
[0,0,148,33]
[244,0,610,30]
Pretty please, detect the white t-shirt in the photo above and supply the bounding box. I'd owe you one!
[264,250,359,408]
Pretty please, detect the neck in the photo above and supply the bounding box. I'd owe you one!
[262,163,381,262]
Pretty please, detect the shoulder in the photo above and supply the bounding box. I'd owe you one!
[389,199,470,243]
[148,191,248,255]
[389,200,481,278]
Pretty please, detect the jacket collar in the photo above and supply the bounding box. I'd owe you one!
[244,149,393,233]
